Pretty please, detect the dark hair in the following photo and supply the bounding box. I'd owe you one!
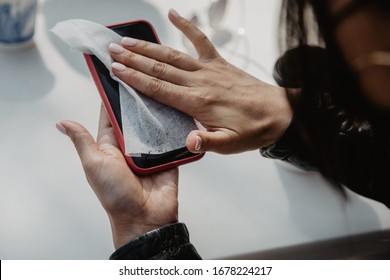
[276,0,390,201]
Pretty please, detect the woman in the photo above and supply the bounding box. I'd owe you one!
[56,0,390,259]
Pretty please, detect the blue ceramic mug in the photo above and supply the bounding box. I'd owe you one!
[0,0,37,48]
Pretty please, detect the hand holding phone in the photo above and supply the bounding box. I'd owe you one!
[83,20,204,175]
[56,105,181,249]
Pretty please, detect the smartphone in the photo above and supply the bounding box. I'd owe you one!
[84,20,204,175]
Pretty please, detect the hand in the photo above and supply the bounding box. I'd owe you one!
[108,9,293,154]
[56,105,179,249]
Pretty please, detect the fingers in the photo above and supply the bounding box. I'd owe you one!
[111,62,196,115]
[168,9,219,61]
[118,37,200,72]
[107,9,219,116]
[111,9,219,64]
[56,120,100,165]
[186,130,235,154]
[109,42,194,86]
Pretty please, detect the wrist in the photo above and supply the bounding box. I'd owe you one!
[109,217,177,249]
[266,86,294,145]
[109,218,174,249]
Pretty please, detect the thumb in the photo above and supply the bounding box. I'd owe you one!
[56,120,100,165]
[186,130,234,154]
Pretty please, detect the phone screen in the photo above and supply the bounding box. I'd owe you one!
[89,21,199,169]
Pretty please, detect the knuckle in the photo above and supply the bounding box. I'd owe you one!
[121,51,136,65]
[198,91,214,106]
[166,48,182,63]
[192,89,214,108]
[197,32,209,44]
[192,34,210,51]
[182,18,194,30]
[147,77,166,96]
[200,75,218,87]
[151,61,167,77]
[122,48,136,60]
[136,39,149,49]
[131,69,146,84]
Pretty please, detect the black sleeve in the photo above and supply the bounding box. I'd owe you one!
[109,223,202,260]
[260,120,317,171]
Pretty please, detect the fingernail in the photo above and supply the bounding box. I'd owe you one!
[195,136,202,151]
[112,62,127,72]
[56,122,68,136]
[109,43,124,54]
[169,8,181,19]
[121,37,138,47]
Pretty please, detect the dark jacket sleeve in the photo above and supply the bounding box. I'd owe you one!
[260,120,317,171]
[109,223,202,260]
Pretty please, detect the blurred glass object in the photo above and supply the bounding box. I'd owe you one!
[183,0,271,79]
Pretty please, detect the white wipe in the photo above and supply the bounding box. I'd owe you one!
[52,19,197,156]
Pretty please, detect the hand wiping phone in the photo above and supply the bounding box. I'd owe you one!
[52,19,198,156]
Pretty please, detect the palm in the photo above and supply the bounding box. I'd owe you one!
[60,106,180,247]
[88,130,179,231]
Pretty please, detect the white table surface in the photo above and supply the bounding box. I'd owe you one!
[1,0,389,259]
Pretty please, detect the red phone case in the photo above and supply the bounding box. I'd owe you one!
[84,20,204,175]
